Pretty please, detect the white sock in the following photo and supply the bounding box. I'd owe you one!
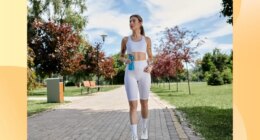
[141,117,148,129]
[130,124,137,136]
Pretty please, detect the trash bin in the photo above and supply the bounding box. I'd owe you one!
[46,77,64,103]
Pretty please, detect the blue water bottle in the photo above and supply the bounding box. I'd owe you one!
[128,54,135,70]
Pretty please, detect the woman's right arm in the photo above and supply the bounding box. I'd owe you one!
[119,37,130,64]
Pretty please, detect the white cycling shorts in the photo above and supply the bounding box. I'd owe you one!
[124,60,151,101]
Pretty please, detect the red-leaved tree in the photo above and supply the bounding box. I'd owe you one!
[100,57,117,85]
[153,26,205,93]
[29,19,85,78]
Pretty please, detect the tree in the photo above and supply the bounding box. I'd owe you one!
[111,53,127,84]
[154,25,205,93]
[201,48,233,85]
[27,0,90,91]
[191,59,204,82]
[201,53,214,74]
[28,0,88,31]
[220,0,233,25]
[67,39,93,86]
[29,20,84,78]
[228,50,233,72]
[100,57,117,85]
[222,67,232,84]
[81,43,98,75]
[207,66,224,85]
[27,46,37,93]
[211,48,229,72]
[151,51,183,90]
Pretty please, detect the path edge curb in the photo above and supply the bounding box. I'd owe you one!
[150,92,189,140]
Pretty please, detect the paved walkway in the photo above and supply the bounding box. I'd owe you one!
[28,85,195,140]
[28,96,85,101]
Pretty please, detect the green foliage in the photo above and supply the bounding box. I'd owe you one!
[200,48,233,85]
[207,68,224,85]
[202,48,230,74]
[212,48,230,72]
[191,59,204,82]
[111,53,126,84]
[65,81,76,86]
[201,53,214,72]
[63,8,87,32]
[28,0,88,31]
[222,68,233,84]
[228,50,233,72]
[191,72,203,82]
[220,0,233,25]
[204,71,211,81]
[27,68,37,92]
[176,70,187,82]
[27,46,37,92]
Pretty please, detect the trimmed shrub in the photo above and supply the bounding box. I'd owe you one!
[207,69,224,85]
[222,68,232,84]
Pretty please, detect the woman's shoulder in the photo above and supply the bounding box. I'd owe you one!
[144,36,151,40]
[122,36,129,43]
[144,36,151,44]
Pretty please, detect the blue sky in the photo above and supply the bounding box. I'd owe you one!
[84,0,233,59]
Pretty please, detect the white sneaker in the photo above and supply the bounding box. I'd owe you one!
[140,127,148,139]
[131,134,138,140]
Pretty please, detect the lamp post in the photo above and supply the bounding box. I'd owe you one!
[101,34,107,42]
[96,34,107,91]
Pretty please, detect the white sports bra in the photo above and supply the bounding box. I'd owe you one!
[126,35,147,54]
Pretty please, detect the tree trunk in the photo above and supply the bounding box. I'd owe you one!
[168,77,170,90]
[186,62,191,95]
[176,72,179,92]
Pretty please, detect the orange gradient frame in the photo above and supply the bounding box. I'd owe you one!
[1,0,260,139]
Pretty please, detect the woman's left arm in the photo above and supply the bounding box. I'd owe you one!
[144,37,153,73]
[146,37,153,67]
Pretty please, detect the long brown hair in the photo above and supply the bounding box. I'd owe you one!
[130,14,145,36]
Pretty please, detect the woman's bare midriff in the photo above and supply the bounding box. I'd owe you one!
[129,52,146,61]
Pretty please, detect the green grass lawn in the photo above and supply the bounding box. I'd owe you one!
[28,85,122,96]
[151,82,232,140]
[27,100,71,117]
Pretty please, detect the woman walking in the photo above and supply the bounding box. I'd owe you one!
[119,14,154,140]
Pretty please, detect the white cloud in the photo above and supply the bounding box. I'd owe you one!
[202,23,233,39]
[85,29,107,42]
[197,39,232,58]
[85,0,131,40]
[144,0,223,28]
[216,43,233,53]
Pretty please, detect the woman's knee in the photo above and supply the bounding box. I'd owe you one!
[129,100,138,111]
[140,100,148,108]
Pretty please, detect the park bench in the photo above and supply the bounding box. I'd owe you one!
[81,80,103,95]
